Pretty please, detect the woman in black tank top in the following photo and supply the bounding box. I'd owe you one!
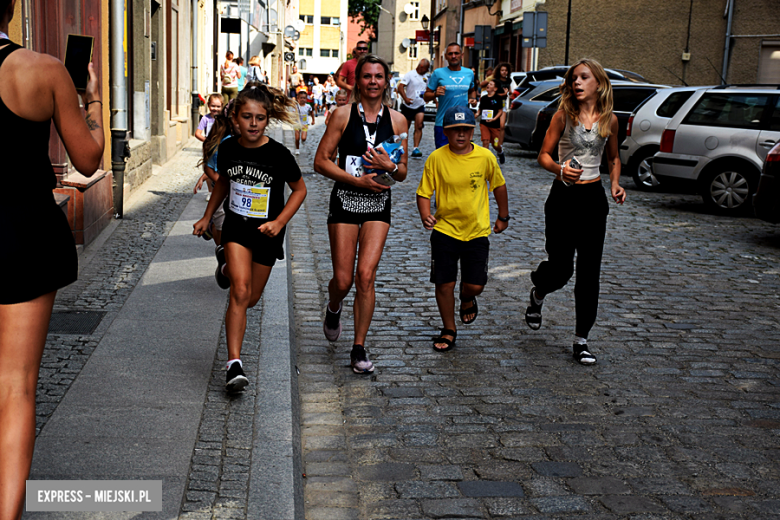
[314,54,409,375]
[0,2,105,516]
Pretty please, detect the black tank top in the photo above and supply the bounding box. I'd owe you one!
[0,40,57,206]
[336,103,394,193]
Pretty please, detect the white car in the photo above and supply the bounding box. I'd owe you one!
[652,86,780,214]
[619,86,709,190]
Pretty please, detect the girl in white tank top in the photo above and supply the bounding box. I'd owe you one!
[525,58,626,367]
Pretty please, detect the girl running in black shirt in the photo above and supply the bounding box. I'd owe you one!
[193,83,307,391]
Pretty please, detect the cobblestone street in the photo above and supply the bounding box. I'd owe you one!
[290,122,780,519]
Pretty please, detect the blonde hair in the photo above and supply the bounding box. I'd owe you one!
[248,55,260,67]
[349,54,393,106]
[206,93,223,106]
[558,58,613,138]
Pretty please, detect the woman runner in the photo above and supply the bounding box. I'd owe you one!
[313,54,409,374]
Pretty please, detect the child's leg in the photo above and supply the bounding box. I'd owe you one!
[434,282,457,346]
[302,129,308,143]
[294,130,300,149]
[224,243,256,361]
[248,262,273,309]
[459,237,490,323]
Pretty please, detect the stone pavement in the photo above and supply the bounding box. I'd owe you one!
[288,122,780,519]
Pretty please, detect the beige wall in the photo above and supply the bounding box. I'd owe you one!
[536,0,779,86]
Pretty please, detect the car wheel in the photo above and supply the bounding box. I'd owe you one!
[699,162,757,214]
[630,149,661,191]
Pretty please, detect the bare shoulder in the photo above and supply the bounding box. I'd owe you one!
[389,108,407,128]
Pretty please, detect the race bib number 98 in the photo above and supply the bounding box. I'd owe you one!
[229,182,270,219]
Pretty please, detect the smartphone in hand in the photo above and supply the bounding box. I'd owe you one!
[64,34,94,91]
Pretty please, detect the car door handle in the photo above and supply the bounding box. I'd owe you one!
[760,140,776,148]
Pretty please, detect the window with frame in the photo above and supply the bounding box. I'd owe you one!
[332,17,340,25]
[408,45,418,59]
[320,48,330,57]
[299,14,313,24]
[306,48,313,56]
[684,93,771,130]
[656,91,695,118]
[332,49,339,58]
[410,1,420,20]
[321,16,330,25]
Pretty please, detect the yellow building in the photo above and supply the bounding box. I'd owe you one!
[295,0,347,76]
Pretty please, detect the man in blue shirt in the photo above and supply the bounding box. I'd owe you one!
[424,43,478,149]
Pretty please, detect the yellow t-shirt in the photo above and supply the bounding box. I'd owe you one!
[416,143,506,242]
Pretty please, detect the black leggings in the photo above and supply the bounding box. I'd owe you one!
[530,180,609,338]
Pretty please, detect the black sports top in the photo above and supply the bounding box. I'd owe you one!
[337,103,394,193]
[0,40,58,206]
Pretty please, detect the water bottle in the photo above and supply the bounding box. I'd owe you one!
[363,133,407,176]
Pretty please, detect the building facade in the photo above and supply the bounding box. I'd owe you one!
[293,0,347,77]
[533,0,780,86]
[376,0,432,76]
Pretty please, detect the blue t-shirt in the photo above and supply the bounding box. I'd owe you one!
[207,135,234,171]
[238,66,248,90]
[428,67,476,127]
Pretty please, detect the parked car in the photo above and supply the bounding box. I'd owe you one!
[509,72,527,95]
[529,82,668,157]
[619,86,707,190]
[512,66,650,98]
[653,85,780,214]
[504,79,565,148]
[753,141,780,223]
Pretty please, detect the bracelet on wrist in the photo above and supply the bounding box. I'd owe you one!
[86,100,103,108]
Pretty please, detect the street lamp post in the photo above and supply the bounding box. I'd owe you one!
[421,14,432,63]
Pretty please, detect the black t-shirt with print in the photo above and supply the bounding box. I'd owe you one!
[495,77,512,100]
[479,95,503,129]
[217,136,302,221]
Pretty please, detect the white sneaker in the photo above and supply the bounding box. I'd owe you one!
[294,149,300,155]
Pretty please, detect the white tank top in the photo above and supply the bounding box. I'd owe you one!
[558,114,607,182]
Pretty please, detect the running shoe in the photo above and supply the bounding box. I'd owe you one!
[323,302,342,341]
[412,148,422,158]
[525,288,543,330]
[215,246,229,290]
[498,152,506,165]
[350,344,374,374]
[294,149,300,155]
[226,362,249,392]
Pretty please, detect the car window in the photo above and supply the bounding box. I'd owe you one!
[656,91,695,118]
[613,88,657,112]
[531,87,562,103]
[684,93,771,129]
[769,96,780,131]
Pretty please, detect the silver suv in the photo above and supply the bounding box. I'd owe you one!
[652,86,780,214]
[619,86,708,190]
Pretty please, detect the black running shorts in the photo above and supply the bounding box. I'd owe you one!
[327,184,392,225]
[221,211,284,266]
[430,229,489,286]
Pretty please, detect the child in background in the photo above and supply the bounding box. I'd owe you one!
[193,83,307,392]
[325,89,351,163]
[312,77,324,116]
[416,106,509,352]
[478,80,505,163]
[195,94,223,142]
[194,99,238,247]
[293,89,314,156]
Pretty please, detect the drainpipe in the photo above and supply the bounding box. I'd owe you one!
[721,0,734,85]
[110,0,130,219]
[458,0,464,46]
[191,0,200,134]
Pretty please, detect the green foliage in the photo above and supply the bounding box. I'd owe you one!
[348,0,382,40]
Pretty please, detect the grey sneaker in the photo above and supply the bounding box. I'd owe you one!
[323,302,342,341]
[350,345,374,374]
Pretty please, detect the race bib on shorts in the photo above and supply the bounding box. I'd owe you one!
[482,110,493,121]
[344,155,365,178]
[229,182,270,218]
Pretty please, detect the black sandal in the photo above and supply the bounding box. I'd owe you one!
[433,329,457,352]
[573,344,597,365]
[459,294,478,325]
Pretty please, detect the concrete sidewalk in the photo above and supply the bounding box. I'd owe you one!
[26,127,302,519]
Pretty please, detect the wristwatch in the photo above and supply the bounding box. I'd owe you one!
[497,215,511,222]
[390,163,399,177]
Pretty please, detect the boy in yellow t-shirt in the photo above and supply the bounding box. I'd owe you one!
[416,106,510,352]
